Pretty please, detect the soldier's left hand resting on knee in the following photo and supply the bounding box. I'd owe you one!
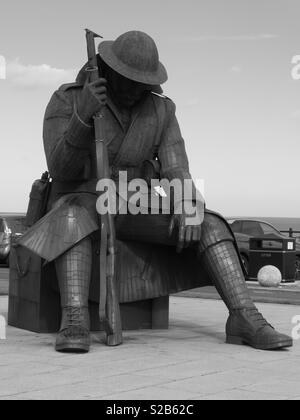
[169,199,205,253]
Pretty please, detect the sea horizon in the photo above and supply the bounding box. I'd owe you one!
[1,211,300,232]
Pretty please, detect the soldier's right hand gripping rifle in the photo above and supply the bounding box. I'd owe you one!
[83,29,122,346]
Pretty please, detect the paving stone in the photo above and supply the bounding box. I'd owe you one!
[96,386,200,401]
[200,389,287,400]
[241,379,300,398]
[0,296,299,400]
[161,368,285,397]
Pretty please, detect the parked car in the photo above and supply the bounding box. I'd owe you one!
[0,214,26,266]
[227,218,300,274]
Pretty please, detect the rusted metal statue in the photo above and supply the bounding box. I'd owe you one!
[19,30,292,353]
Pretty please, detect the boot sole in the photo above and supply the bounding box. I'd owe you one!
[55,343,90,353]
[226,335,293,350]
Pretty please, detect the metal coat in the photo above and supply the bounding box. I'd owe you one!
[18,68,237,300]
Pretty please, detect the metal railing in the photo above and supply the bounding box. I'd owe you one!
[280,229,300,238]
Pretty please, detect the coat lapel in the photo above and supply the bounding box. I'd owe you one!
[112,94,154,167]
[106,96,125,132]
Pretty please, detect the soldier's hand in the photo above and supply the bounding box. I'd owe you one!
[168,201,204,253]
[77,78,107,124]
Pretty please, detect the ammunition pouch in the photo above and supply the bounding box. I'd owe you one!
[25,172,52,228]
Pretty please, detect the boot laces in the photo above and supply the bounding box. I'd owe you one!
[66,306,83,327]
[61,307,89,338]
[245,308,274,332]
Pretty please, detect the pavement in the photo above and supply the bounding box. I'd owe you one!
[0,295,300,400]
[178,281,300,305]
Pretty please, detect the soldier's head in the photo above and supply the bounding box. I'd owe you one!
[98,31,168,107]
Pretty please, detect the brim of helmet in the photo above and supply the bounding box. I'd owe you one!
[98,40,168,85]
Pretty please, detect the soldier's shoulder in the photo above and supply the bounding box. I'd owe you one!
[151,91,175,116]
[58,82,83,92]
[47,82,82,110]
[151,91,172,102]
[50,82,83,106]
[151,91,174,109]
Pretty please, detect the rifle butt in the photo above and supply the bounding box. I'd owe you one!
[106,274,123,346]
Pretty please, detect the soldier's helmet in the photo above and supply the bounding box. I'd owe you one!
[98,31,168,85]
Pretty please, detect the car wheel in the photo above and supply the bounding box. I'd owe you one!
[241,254,249,275]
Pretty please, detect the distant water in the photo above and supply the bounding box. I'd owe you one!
[0,212,26,217]
[261,217,300,232]
[2,212,300,234]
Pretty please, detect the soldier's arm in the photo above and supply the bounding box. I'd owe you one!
[43,87,94,180]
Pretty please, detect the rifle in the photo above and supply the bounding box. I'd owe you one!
[85,29,122,346]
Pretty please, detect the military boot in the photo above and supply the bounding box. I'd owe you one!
[200,240,293,350]
[55,238,92,353]
[55,306,90,353]
[226,308,292,350]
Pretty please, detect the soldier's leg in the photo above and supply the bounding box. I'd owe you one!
[55,237,92,353]
[116,212,292,350]
[116,214,175,245]
[198,213,292,350]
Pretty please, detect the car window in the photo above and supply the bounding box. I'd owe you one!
[242,221,264,236]
[230,221,243,233]
[260,223,280,236]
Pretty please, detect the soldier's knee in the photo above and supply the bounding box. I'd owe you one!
[199,213,234,252]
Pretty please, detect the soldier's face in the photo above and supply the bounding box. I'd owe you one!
[108,69,152,107]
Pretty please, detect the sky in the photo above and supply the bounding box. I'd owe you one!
[0,0,300,217]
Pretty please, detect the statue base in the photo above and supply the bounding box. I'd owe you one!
[8,246,169,333]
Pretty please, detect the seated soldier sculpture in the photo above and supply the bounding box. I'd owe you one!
[19,30,292,353]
